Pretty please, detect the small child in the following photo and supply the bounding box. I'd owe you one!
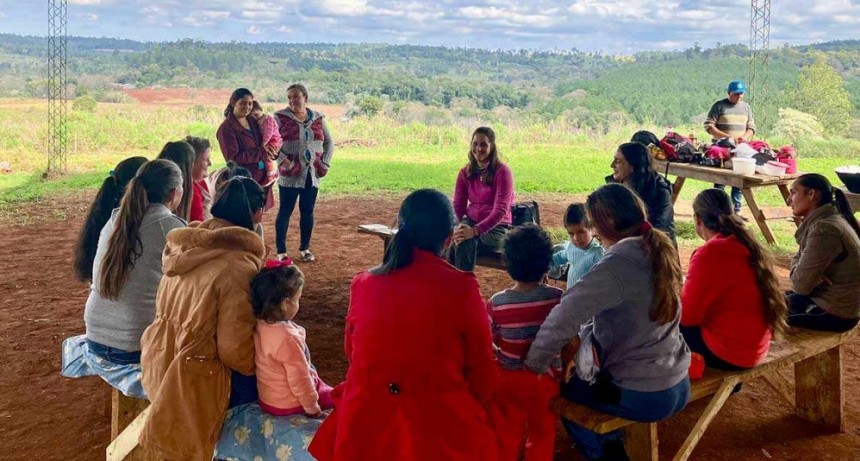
[250,101,283,187]
[487,225,563,461]
[551,203,604,289]
[251,260,333,417]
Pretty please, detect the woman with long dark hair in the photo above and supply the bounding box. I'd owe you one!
[309,189,498,461]
[83,159,185,365]
[448,126,515,271]
[73,156,147,282]
[681,189,787,370]
[607,142,676,245]
[156,140,196,221]
[140,177,267,459]
[216,88,277,211]
[525,183,689,461]
[786,173,860,332]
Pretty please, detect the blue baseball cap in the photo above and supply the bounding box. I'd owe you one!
[727,80,746,94]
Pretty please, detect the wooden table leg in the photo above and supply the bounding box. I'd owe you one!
[672,377,739,461]
[795,346,843,432]
[624,422,658,461]
[778,183,802,226]
[670,177,685,205]
[740,188,777,244]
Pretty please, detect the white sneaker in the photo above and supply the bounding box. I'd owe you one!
[299,249,316,262]
[277,253,290,261]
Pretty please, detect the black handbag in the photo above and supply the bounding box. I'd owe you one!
[511,201,540,227]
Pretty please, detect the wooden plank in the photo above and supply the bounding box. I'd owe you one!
[759,206,795,220]
[763,368,795,407]
[670,177,685,205]
[653,161,799,188]
[106,406,150,461]
[672,377,740,461]
[795,345,844,432]
[111,390,149,440]
[741,188,777,244]
[624,423,658,461]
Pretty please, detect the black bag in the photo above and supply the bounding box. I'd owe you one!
[631,130,660,147]
[511,201,540,227]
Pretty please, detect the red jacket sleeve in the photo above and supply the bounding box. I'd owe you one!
[680,244,720,327]
[453,167,469,220]
[475,165,513,235]
[461,277,498,404]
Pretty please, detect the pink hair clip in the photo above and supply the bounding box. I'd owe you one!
[265,258,293,269]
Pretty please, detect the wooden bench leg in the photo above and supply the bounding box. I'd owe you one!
[623,422,657,461]
[673,377,739,461]
[670,177,685,205]
[763,368,795,407]
[110,389,157,461]
[795,346,843,432]
[740,188,777,244]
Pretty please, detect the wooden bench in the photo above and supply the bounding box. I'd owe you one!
[105,390,158,461]
[551,328,857,461]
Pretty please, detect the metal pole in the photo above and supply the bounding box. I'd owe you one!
[749,0,771,131]
[47,0,68,176]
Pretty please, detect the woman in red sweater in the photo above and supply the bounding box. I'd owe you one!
[681,189,787,369]
[309,189,498,461]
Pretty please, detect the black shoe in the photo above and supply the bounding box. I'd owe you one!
[599,439,630,461]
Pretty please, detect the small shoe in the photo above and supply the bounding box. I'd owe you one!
[299,249,316,262]
[277,253,290,261]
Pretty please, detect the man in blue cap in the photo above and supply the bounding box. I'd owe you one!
[704,80,756,215]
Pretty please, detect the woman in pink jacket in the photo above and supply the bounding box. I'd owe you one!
[309,189,498,461]
[448,126,515,271]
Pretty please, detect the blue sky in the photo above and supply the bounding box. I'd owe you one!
[2,0,858,53]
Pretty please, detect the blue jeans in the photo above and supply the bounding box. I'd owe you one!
[86,339,141,365]
[561,375,690,460]
[714,184,743,212]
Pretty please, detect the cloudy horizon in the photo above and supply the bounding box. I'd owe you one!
[2,0,858,54]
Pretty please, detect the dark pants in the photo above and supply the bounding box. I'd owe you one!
[714,184,743,212]
[680,326,749,371]
[560,374,690,460]
[86,339,141,365]
[446,218,509,271]
[786,292,859,332]
[228,372,258,409]
[276,173,319,254]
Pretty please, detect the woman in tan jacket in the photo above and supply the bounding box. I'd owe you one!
[140,177,267,460]
[787,173,860,332]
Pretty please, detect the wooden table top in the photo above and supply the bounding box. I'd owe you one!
[653,160,801,188]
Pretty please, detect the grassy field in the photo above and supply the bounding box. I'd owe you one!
[1,99,857,250]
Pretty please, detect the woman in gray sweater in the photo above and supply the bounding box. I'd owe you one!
[84,159,186,364]
[787,174,860,332]
[525,183,690,461]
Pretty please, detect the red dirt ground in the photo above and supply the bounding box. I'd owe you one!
[0,192,858,460]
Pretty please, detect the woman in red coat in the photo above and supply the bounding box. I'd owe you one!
[309,189,499,461]
[216,88,277,210]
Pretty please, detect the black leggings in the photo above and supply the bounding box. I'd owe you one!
[275,173,319,254]
[679,325,749,371]
[786,292,859,333]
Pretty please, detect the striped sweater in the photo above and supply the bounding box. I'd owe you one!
[704,99,756,139]
[487,284,564,377]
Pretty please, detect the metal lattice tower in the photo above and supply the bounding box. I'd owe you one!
[749,0,771,128]
[47,0,68,176]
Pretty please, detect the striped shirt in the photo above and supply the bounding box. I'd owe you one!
[487,284,564,377]
[704,99,756,139]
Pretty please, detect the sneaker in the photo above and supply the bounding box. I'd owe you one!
[277,253,290,261]
[299,249,316,262]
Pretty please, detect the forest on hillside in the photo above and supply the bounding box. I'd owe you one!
[1,34,858,134]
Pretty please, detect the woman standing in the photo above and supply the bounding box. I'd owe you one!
[681,189,787,370]
[448,126,515,271]
[274,83,334,262]
[309,189,498,461]
[83,159,185,365]
[140,177,267,459]
[786,174,860,332]
[217,88,277,211]
[525,183,689,461]
[606,142,676,245]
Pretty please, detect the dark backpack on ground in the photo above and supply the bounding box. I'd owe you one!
[511,201,540,227]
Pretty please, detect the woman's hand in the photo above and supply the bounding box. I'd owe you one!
[452,225,477,245]
[265,145,279,161]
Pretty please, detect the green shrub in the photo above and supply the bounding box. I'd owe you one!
[72,95,98,113]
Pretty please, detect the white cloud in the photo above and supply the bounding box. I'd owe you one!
[69,0,102,4]
[77,13,99,21]
[318,0,368,16]
[247,25,261,34]
[277,25,292,33]
[241,10,282,22]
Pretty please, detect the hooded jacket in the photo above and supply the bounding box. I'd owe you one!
[139,218,265,460]
[273,108,334,189]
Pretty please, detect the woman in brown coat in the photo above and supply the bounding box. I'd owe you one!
[140,177,267,460]
[216,88,277,210]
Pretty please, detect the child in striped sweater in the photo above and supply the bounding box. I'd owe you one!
[487,224,563,461]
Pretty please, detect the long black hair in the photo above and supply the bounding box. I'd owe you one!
[73,156,147,282]
[211,177,265,231]
[370,189,456,276]
[224,88,254,118]
[796,173,860,239]
[156,141,196,221]
[617,142,659,194]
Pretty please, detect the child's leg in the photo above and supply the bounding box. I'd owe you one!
[314,374,335,410]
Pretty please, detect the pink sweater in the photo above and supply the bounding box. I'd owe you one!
[254,320,321,414]
[453,162,514,234]
[258,114,283,151]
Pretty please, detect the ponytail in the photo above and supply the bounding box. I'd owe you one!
[98,160,182,300]
[641,225,683,324]
[694,188,787,337]
[834,189,860,240]
[796,173,860,239]
[211,177,265,231]
[73,157,147,282]
[370,189,456,276]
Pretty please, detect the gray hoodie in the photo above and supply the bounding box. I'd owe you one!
[84,204,185,351]
[525,237,690,392]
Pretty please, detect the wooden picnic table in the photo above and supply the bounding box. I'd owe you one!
[839,187,860,213]
[653,160,801,244]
